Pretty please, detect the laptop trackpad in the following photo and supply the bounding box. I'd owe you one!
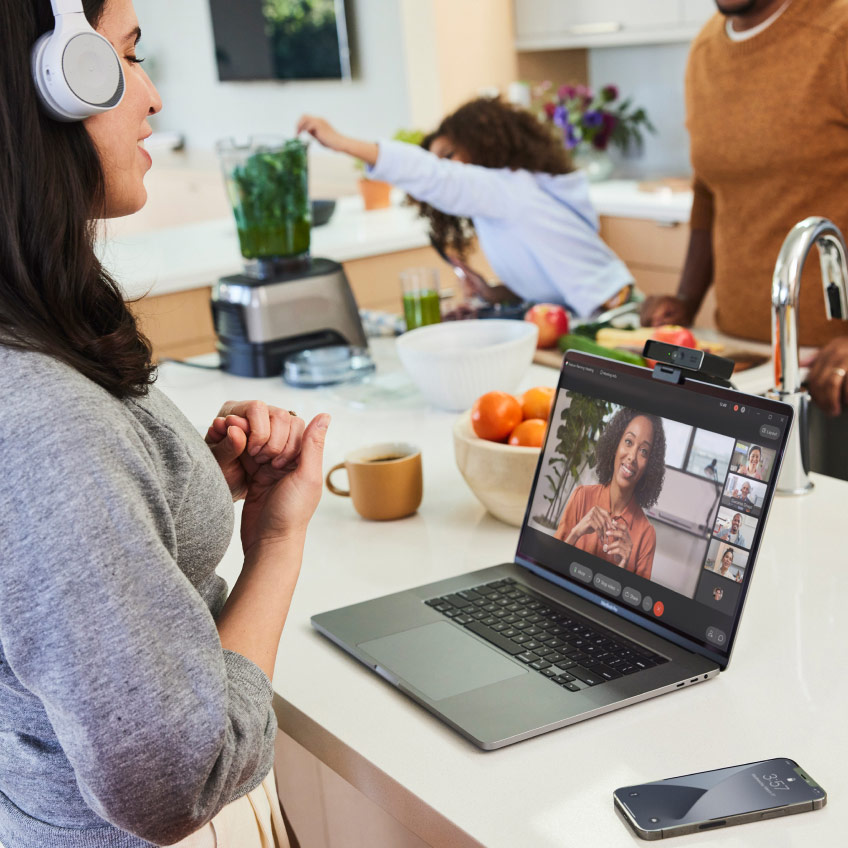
[358,622,526,701]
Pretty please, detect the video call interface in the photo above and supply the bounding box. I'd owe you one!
[518,358,789,654]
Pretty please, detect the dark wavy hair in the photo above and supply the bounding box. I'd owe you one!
[595,408,666,509]
[413,97,574,259]
[0,0,155,398]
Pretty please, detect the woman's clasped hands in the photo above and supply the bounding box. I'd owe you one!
[204,400,330,553]
[568,506,633,568]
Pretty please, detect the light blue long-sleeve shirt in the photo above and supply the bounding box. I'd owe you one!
[369,140,633,317]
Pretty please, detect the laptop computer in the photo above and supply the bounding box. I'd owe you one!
[312,351,793,750]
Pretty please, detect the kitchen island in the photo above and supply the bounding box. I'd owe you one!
[156,339,843,848]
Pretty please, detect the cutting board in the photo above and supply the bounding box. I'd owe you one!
[533,344,769,373]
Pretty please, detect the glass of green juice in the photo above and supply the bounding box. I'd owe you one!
[401,267,442,331]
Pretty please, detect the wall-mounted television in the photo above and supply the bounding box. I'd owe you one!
[209,0,352,82]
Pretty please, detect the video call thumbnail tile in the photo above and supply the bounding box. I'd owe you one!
[695,565,741,614]
[729,440,776,484]
[712,505,756,551]
[721,474,767,516]
[704,538,748,583]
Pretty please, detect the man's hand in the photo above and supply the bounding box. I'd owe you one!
[640,295,695,327]
[802,337,848,416]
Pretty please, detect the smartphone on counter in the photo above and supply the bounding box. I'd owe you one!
[614,758,826,840]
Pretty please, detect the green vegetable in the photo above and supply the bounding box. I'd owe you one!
[571,321,604,340]
[225,139,310,259]
[557,333,647,366]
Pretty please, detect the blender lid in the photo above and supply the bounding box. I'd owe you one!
[283,345,375,388]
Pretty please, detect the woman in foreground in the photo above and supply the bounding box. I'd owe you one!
[0,1,324,845]
[555,408,666,580]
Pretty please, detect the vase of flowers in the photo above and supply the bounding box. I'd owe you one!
[534,83,654,182]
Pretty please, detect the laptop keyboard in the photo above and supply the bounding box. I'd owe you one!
[425,578,668,692]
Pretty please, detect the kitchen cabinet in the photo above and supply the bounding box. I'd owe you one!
[600,215,717,327]
[128,286,217,361]
[514,0,715,50]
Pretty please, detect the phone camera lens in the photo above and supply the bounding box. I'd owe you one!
[650,817,660,824]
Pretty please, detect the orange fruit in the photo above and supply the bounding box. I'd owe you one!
[521,386,556,421]
[508,419,547,447]
[471,391,523,442]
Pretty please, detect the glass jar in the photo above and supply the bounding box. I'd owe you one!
[217,136,311,273]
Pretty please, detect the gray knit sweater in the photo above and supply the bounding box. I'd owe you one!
[0,348,276,847]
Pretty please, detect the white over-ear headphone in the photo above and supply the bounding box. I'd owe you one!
[31,0,125,122]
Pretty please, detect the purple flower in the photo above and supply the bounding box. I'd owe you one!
[583,110,604,129]
[565,123,580,149]
[600,84,619,102]
[552,105,569,129]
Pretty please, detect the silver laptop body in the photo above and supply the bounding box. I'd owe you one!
[313,352,793,749]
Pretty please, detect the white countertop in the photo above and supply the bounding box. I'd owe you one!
[99,180,692,301]
[590,179,692,223]
[155,339,842,848]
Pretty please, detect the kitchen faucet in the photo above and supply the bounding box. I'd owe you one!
[768,217,848,494]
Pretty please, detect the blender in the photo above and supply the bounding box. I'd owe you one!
[211,135,368,378]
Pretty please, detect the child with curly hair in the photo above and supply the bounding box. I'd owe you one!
[298,98,633,317]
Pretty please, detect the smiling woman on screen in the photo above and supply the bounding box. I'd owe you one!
[555,408,667,580]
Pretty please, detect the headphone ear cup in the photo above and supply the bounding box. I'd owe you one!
[30,31,61,119]
[31,22,124,122]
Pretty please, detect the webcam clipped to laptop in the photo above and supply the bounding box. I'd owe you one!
[312,349,793,749]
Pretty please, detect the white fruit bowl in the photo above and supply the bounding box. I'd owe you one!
[452,410,541,527]
[396,319,538,412]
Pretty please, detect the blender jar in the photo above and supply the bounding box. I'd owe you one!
[217,135,311,276]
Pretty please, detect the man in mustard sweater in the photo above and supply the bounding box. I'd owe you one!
[641,0,848,418]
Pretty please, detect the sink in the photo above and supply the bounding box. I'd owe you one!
[809,405,848,481]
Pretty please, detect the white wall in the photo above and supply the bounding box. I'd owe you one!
[588,43,692,179]
[135,0,412,151]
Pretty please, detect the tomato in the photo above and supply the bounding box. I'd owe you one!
[508,419,547,447]
[471,391,523,442]
[524,304,570,349]
[652,324,697,348]
[521,386,556,421]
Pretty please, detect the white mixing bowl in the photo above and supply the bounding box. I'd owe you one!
[395,319,538,411]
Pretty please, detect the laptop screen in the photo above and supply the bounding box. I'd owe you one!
[516,352,792,661]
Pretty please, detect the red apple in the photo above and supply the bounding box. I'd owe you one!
[652,324,697,348]
[524,303,570,349]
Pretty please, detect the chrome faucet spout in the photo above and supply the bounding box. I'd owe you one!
[769,216,848,494]
[772,217,848,394]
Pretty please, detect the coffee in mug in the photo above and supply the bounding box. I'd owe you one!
[325,442,422,520]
